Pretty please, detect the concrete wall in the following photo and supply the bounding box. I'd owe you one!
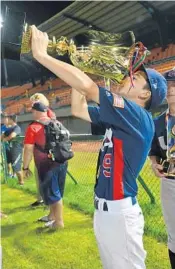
[17,105,92,135]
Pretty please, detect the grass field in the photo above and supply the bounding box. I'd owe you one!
[0,141,169,268]
[1,185,170,269]
[1,149,167,243]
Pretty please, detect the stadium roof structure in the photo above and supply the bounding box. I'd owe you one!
[1,1,175,87]
[38,1,175,48]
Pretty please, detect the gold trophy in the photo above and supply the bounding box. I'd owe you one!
[162,125,175,178]
[21,24,150,84]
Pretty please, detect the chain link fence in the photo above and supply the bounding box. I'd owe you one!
[1,135,166,242]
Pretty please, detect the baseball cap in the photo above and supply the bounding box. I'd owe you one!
[1,113,8,118]
[32,102,48,112]
[163,68,175,81]
[8,114,17,122]
[141,65,167,110]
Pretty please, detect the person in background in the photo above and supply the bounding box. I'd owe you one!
[149,68,175,269]
[29,93,56,207]
[1,114,13,177]
[0,212,7,219]
[1,114,24,185]
[23,102,67,229]
[1,113,9,219]
[30,92,56,119]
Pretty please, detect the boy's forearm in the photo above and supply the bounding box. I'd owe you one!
[71,88,87,113]
[71,88,91,122]
[34,54,95,96]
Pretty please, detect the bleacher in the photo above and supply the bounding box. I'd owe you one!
[145,43,175,63]
[1,44,175,115]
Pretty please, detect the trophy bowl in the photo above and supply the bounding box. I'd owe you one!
[21,24,150,84]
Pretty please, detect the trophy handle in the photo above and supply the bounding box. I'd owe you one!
[21,24,32,54]
[21,23,71,56]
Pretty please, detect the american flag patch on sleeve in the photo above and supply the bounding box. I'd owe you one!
[112,94,124,108]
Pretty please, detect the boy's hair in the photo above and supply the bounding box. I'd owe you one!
[8,114,17,123]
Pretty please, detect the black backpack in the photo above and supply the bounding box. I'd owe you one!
[34,119,74,163]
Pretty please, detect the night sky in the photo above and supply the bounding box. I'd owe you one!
[1,1,73,25]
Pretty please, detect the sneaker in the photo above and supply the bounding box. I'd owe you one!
[38,215,52,222]
[45,220,55,228]
[45,220,64,229]
[30,200,44,207]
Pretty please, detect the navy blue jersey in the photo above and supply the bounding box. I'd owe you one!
[88,87,154,200]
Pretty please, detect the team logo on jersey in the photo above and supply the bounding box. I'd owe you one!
[101,128,113,151]
[105,90,112,97]
[112,94,124,108]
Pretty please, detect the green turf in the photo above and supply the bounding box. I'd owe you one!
[1,151,167,243]
[1,185,170,269]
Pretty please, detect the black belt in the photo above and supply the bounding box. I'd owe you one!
[94,197,137,211]
[165,176,175,180]
[94,200,108,211]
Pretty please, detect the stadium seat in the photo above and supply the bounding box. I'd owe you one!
[2,51,174,116]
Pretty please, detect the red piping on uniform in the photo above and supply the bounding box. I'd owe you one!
[113,138,124,200]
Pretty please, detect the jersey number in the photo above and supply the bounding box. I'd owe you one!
[103,153,112,178]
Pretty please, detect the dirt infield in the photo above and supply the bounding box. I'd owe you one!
[72,141,102,152]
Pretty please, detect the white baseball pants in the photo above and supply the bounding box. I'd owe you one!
[93,197,146,269]
[161,178,175,253]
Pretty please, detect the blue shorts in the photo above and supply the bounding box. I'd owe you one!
[39,163,68,205]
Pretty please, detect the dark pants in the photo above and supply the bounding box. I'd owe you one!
[10,147,22,172]
[169,249,175,269]
[6,148,11,164]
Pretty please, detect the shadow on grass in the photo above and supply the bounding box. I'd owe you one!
[35,226,50,234]
[67,202,93,217]
[34,226,62,235]
[1,222,28,238]
[144,226,167,244]
[65,219,92,230]
[2,205,37,215]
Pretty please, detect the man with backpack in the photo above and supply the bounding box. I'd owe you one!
[23,102,72,229]
[29,93,57,207]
